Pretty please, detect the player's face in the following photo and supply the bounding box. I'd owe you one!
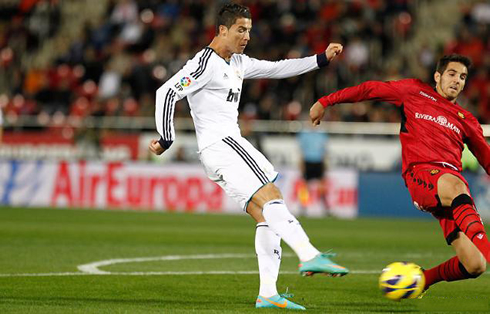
[434,62,468,102]
[224,18,252,54]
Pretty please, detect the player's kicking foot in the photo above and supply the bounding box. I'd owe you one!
[256,295,306,310]
[299,252,349,277]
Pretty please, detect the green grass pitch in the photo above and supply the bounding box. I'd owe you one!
[0,207,488,313]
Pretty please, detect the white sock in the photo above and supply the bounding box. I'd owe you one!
[255,222,281,298]
[262,199,320,262]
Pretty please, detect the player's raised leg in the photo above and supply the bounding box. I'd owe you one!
[250,183,349,277]
[422,174,488,293]
[423,233,485,292]
[438,174,490,262]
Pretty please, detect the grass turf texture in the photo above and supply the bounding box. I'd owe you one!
[0,207,488,313]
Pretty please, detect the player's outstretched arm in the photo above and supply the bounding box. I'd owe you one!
[243,42,343,80]
[310,101,325,126]
[149,139,165,156]
[310,79,412,125]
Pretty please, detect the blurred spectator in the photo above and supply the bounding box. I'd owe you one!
[81,47,104,83]
[27,0,60,42]
[468,67,490,123]
[445,26,485,66]
[98,63,122,99]
[447,0,490,123]
[471,1,490,24]
[345,36,369,70]
[110,0,138,26]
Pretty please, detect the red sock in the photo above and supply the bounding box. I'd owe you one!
[423,256,474,289]
[452,195,490,262]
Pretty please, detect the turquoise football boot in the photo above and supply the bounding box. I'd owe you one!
[255,293,306,310]
[299,252,349,277]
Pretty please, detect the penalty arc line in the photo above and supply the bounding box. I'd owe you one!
[77,253,255,274]
[3,253,483,278]
[76,252,441,275]
[0,270,381,278]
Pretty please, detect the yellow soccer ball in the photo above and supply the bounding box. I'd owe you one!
[379,262,425,301]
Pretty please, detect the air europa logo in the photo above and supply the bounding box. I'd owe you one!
[415,113,460,134]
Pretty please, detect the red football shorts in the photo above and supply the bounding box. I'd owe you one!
[405,163,471,245]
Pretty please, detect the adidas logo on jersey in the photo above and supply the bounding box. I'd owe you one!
[235,70,242,80]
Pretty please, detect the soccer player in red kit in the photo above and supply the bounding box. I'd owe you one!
[310,54,490,293]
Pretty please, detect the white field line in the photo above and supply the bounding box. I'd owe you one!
[0,270,381,277]
[0,272,87,277]
[76,252,439,275]
[77,253,254,274]
[1,253,486,278]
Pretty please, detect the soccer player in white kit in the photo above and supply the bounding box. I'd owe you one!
[149,3,348,310]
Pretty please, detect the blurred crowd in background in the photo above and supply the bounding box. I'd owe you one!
[0,0,489,131]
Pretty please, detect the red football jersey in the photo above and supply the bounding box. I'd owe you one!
[318,79,490,177]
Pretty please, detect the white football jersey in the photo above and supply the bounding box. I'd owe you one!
[155,47,325,151]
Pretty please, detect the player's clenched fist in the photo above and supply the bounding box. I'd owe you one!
[149,139,165,155]
[325,43,343,61]
[309,101,325,126]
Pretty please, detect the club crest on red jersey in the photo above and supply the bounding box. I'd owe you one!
[458,112,465,119]
[430,169,440,175]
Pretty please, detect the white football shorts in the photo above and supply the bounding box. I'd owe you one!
[199,135,278,211]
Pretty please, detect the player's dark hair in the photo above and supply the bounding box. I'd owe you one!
[436,54,472,74]
[216,3,251,35]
